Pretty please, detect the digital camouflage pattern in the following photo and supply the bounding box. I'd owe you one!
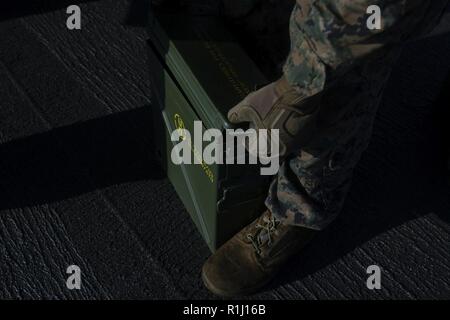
[267,0,448,229]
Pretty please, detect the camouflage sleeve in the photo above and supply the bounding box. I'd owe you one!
[284,0,446,96]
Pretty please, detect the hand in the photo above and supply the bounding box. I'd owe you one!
[228,76,322,159]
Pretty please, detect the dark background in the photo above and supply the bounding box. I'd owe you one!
[0,0,449,299]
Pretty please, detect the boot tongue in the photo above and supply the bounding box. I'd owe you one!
[256,227,270,244]
[252,214,281,251]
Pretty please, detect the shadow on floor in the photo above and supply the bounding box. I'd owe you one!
[0,106,165,210]
[433,72,450,193]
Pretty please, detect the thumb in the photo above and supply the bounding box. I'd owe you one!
[227,104,255,124]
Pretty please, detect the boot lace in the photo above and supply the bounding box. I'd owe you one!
[246,214,281,255]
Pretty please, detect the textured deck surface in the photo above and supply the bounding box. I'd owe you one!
[0,0,449,299]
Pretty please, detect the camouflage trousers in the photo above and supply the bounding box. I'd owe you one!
[265,0,448,230]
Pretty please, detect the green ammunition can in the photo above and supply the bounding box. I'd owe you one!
[148,12,270,251]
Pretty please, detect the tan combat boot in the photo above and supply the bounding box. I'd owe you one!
[202,210,316,297]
